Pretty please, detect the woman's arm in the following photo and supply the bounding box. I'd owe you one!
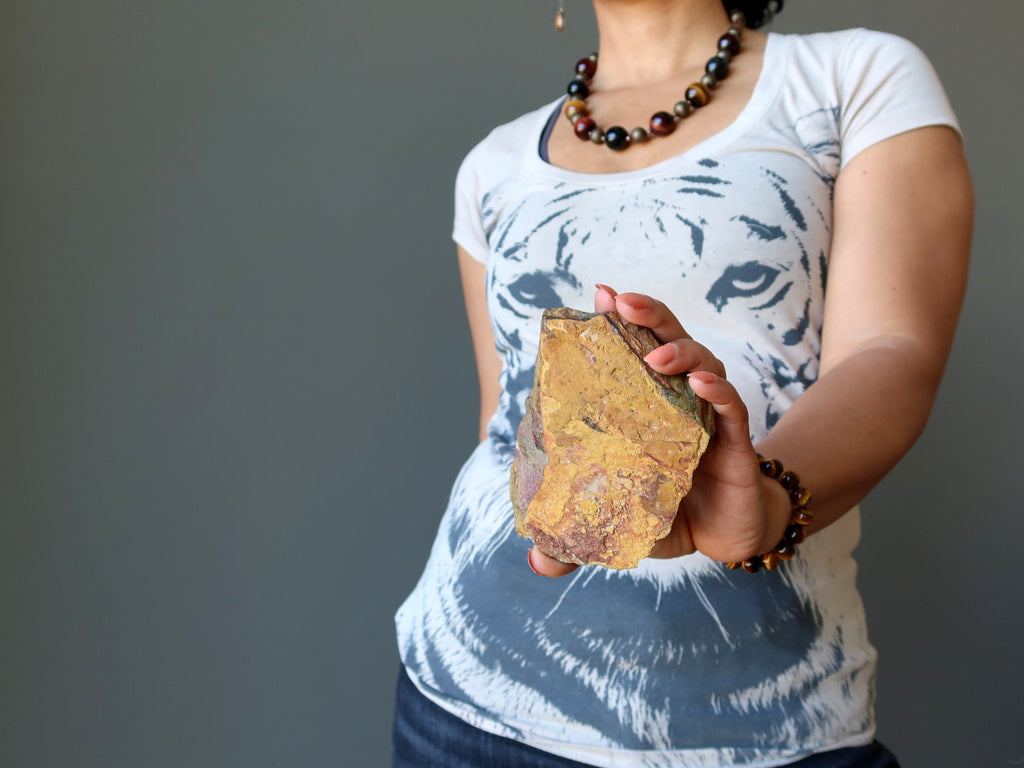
[755,124,973,531]
[458,246,502,443]
[529,125,973,576]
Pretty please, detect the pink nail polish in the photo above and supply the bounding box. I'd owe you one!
[688,371,718,384]
[617,293,651,310]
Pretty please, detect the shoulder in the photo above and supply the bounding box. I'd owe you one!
[455,99,559,198]
[777,28,944,95]
[772,29,956,145]
[780,27,929,65]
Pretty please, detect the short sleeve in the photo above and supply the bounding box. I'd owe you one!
[452,144,490,264]
[838,29,960,170]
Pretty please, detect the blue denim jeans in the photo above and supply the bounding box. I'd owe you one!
[392,666,901,767]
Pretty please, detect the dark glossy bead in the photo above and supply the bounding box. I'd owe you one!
[567,78,589,98]
[778,470,801,490]
[575,56,597,79]
[759,457,783,478]
[741,557,763,573]
[573,115,596,140]
[762,551,780,570]
[793,507,814,526]
[649,111,676,136]
[706,55,730,80]
[604,125,630,150]
[718,31,741,56]
[784,524,806,544]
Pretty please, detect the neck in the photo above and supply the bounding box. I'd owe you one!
[590,0,731,88]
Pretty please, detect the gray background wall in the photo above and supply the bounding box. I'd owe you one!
[1,1,1020,766]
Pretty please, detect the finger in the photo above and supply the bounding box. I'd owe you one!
[594,284,618,313]
[686,371,752,452]
[613,293,691,344]
[528,547,579,578]
[643,339,727,378]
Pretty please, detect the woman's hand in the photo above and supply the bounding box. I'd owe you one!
[527,285,791,578]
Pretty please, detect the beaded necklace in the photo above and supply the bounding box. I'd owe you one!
[564,9,746,151]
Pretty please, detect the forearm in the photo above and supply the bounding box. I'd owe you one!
[754,338,944,534]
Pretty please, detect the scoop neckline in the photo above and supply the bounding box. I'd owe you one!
[525,32,788,185]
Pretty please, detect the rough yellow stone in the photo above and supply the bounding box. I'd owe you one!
[510,309,714,569]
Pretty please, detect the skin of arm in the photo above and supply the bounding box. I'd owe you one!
[752,125,973,535]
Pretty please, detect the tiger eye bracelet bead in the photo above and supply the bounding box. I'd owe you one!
[726,455,815,572]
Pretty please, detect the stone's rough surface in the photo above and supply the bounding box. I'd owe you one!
[510,309,715,570]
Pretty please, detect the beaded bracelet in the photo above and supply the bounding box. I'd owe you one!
[726,454,814,573]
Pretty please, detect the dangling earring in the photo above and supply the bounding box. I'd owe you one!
[555,0,566,31]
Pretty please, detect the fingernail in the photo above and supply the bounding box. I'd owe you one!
[616,293,651,310]
[527,549,541,575]
[643,345,674,366]
[595,283,617,297]
[687,371,719,384]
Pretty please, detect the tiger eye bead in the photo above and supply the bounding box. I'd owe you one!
[718,31,741,56]
[759,457,783,478]
[575,56,597,79]
[567,78,589,99]
[762,551,780,570]
[686,82,710,107]
[784,524,806,545]
[573,115,596,140]
[790,486,812,507]
[649,111,676,136]
[564,98,588,120]
[741,557,763,573]
[778,470,801,490]
[793,507,814,526]
[775,542,796,560]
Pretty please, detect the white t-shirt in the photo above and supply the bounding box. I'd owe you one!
[396,28,959,767]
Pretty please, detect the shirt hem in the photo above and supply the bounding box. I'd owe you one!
[402,665,877,768]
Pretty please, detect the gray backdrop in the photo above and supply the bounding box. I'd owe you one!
[2,1,1021,766]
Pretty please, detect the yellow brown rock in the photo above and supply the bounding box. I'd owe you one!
[510,309,714,569]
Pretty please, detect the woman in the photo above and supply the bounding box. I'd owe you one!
[395,0,972,765]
